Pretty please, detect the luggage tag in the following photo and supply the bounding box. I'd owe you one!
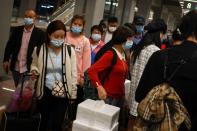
[75,45,82,53]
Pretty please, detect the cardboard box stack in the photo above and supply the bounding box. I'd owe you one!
[72,99,120,131]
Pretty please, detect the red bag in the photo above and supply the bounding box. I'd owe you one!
[161,43,166,49]
[6,74,37,112]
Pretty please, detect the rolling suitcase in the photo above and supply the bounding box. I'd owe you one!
[0,73,41,131]
[1,112,41,131]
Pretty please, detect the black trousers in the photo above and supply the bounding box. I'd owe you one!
[38,87,68,131]
[71,85,84,120]
[12,70,28,87]
[76,85,84,104]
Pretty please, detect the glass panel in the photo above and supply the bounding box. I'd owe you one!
[103,0,119,20]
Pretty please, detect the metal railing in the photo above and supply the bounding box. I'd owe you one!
[10,0,75,30]
[49,0,75,24]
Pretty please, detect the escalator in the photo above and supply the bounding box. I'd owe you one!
[11,0,75,30]
[49,0,75,24]
[34,0,75,29]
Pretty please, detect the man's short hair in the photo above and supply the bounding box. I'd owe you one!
[107,16,118,23]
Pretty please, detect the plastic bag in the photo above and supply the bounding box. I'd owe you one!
[6,74,37,112]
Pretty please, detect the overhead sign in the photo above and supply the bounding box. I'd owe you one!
[183,0,197,10]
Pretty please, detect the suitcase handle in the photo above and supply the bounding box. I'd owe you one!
[16,72,39,116]
[19,72,39,97]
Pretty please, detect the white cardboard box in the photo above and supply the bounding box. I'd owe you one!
[94,104,120,130]
[76,99,105,125]
[75,99,120,130]
[72,120,119,131]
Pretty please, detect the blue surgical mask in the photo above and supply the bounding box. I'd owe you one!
[24,18,34,25]
[123,40,133,50]
[91,34,101,41]
[71,25,82,34]
[50,39,64,47]
[136,25,144,34]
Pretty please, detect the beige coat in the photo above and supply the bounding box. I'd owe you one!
[31,44,77,99]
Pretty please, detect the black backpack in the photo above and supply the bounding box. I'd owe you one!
[134,49,197,131]
[83,48,117,100]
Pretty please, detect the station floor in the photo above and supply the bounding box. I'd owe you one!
[0,75,14,106]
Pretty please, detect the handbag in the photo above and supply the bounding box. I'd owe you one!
[48,47,70,98]
[51,80,67,98]
[133,50,195,131]
[83,70,98,100]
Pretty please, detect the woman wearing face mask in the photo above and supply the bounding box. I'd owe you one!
[136,10,197,131]
[127,19,167,129]
[83,25,105,100]
[65,15,91,118]
[123,23,137,64]
[31,20,77,131]
[89,25,105,64]
[88,26,132,130]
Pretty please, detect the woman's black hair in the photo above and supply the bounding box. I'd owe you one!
[95,26,132,62]
[132,32,160,63]
[132,19,167,64]
[124,22,136,36]
[172,27,183,41]
[99,19,107,29]
[91,25,103,34]
[99,19,106,25]
[46,20,66,44]
[179,10,197,39]
[144,19,167,34]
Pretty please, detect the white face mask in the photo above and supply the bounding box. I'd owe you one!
[108,26,117,33]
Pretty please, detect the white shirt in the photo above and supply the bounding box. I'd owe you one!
[45,48,63,90]
[15,26,34,73]
[104,31,113,43]
[91,44,98,51]
[112,47,126,60]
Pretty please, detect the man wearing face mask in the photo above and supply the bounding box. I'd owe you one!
[132,15,145,45]
[3,9,45,86]
[104,16,119,44]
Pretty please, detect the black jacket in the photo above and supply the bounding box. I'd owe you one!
[136,40,197,131]
[3,25,45,71]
